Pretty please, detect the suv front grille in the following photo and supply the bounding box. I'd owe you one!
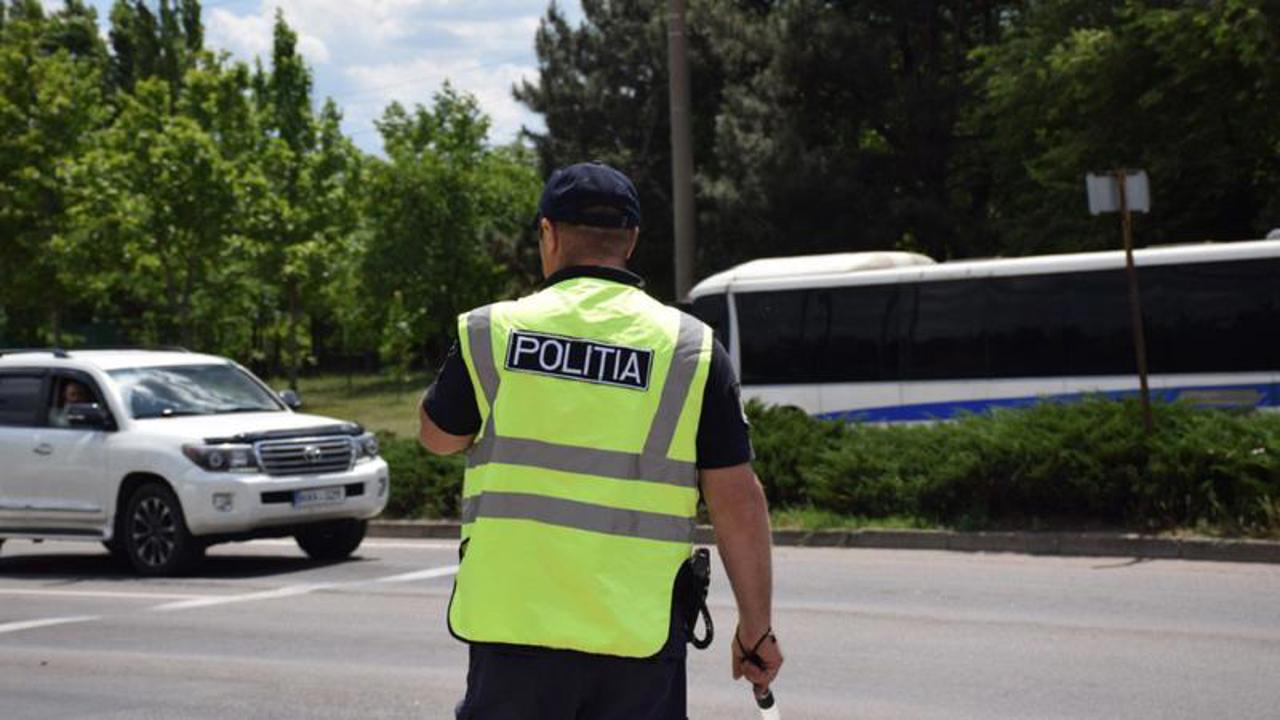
[256,436,355,476]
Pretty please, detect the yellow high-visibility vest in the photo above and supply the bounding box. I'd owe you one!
[449,274,712,657]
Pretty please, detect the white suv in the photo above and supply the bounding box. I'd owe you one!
[0,348,390,575]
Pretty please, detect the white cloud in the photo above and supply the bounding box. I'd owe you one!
[343,54,542,147]
[62,0,582,150]
[207,8,332,65]
[434,16,543,53]
[197,1,571,149]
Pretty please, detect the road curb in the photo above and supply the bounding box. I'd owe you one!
[368,520,1280,565]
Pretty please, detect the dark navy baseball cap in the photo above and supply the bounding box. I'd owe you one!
[538,162,641,229]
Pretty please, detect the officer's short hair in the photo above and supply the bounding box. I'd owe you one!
[554,208,636,259]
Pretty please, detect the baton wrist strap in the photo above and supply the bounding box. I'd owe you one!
[736,625,775,668]
[690,603,714,649]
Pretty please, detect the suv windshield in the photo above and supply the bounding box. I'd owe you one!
[109,364,283,419]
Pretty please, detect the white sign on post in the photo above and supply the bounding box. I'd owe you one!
[1086,171,1150,215]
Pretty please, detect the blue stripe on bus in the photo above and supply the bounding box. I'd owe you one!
[815,382,1280,423]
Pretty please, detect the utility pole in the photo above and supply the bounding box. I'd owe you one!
[667,0,696,301]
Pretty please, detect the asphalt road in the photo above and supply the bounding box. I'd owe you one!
[1,538,1278,719]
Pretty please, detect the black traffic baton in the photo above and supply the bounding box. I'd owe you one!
[738,630,780,719]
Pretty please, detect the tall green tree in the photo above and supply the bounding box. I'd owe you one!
[250,10,320,386]
[514,0,729,298]
[366,85,540,363]
[516,1,1018,289]
[966,0,1280,254]
[1,3,382,367]
[701,0,1017,265]
[106,0,201,95]
[301,98,369,372]
[0,1,108,344]
[64,77,242,348]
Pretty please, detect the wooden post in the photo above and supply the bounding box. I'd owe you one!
[1117,170,1154,434]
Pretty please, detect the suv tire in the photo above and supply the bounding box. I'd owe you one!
[102,538,128,565]
[295,519,367,561]
[123,482,199,576]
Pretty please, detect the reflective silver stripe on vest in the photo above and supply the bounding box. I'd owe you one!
[466,435,695,485]
[642,312,705,458]
[467,306,499,433]
[461,491,695,544]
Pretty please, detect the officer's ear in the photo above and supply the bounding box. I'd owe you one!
[539,217,560,275]
[539,217,557,250]
[624,227,639,260]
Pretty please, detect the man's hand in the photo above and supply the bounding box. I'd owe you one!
[732,626,784,694]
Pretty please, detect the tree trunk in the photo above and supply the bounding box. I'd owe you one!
[49,306,62,347]
[180,252,196,349]
[160,246,177,346]
[344,326,353,393]
[287,282,300,391]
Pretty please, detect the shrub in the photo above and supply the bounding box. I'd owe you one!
[378,432,464,519]
[377,396,1280,536]
[754,396,1280,535]
[744,401,845,507]
[1145,405,1280,533]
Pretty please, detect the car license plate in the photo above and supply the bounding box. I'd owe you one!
[293,486,344,508]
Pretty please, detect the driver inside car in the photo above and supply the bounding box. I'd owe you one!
[49,379,93,428]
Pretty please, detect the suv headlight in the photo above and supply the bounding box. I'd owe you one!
[356,433,380,461]
[183,444,260,473]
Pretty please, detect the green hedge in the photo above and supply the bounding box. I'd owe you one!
[377,398,1280,536]
[377,432,465,519]
[750,398,1280,535]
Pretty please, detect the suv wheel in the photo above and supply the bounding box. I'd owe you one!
[295,519,367,561]
[123,482,199,576]
[102,537,132,565]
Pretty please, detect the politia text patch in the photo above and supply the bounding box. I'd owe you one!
[505,330,653,390]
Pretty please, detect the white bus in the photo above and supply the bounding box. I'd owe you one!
[687,240,1280,422]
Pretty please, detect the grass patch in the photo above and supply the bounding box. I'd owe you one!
[770,508,934,531]
[275,372,432,438]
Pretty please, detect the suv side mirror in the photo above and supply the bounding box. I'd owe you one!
[278,389,302,410]
[66,402,112,430]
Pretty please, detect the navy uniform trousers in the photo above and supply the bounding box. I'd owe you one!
[455,585,692,720]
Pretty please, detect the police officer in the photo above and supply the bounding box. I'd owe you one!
[419,162,783,719]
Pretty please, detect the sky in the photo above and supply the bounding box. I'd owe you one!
[51,0,584,153]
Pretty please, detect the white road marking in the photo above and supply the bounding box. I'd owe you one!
[152,583,335,612]
[0,562,460,636]
[373,565,459,584]
[358,540,460,550]
[150,563,459,610]
[0,561,460,616]
[0,615,100,635]
[0,588,209,601]
[230,539,459,550]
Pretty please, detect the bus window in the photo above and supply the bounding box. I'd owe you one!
[736,289,827,384]
[902,280,988,380]
[1058,269,1132,376]
[824,284,904,382]
[987,274,1070,377]
[1143,258,1280,373]
[690,293,731,351]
